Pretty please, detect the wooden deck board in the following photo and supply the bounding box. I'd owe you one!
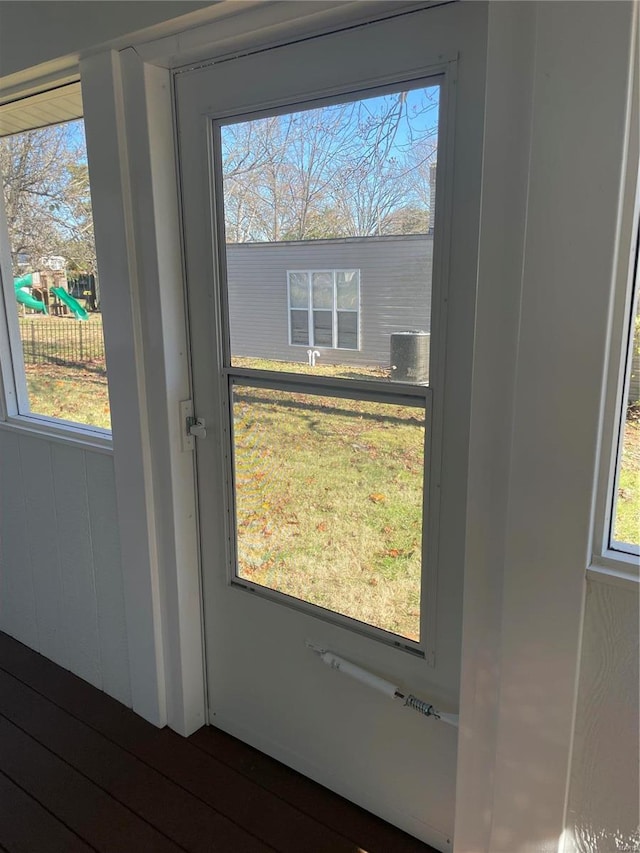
[0,772,94,853]
[0,632,437,853]
[191,726,433,853]
[0,669,269,853]
[0,716,181,852]
[0,634,356,851]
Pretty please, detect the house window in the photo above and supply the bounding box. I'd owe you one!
[0,84,110,434]
[288,270,360,350]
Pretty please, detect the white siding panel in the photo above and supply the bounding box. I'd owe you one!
[18,435,65,667]
[50,443,101,689]
[0,431,38,648]
[86,451,131,706]
[0,430,131,705]
[564,580,640,852]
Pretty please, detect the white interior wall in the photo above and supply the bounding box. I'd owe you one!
[0,431,131,707]
[0,2,637,850]
[456,2,639,850]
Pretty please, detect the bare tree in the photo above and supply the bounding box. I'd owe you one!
[221,86,439,243]
[0,121,96,273]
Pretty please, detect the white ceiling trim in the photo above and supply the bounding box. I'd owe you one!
[0,1,444,138]
[136,1,443,71]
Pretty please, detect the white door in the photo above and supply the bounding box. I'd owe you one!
[176,4,486,848]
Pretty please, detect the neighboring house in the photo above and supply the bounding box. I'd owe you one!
[226,234,432,369]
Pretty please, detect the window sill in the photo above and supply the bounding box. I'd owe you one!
[0,415,112,454]
[587,554,639,590]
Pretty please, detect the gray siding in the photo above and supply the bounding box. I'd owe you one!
[226,235,432,369]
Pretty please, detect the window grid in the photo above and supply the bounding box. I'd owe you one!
[287,269,360,351]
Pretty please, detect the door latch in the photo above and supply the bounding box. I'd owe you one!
[187,416,207,439]
[180,400,206,451]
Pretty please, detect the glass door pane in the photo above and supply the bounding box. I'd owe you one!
[232,382,426,640]
[218,79,440,644]
[221,83,439,384]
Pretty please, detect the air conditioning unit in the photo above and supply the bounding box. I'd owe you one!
[390,331,430,384]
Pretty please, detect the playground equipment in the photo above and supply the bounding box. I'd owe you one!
[51,286,89,321]
[14,274,47,314]
[14,273,88,320]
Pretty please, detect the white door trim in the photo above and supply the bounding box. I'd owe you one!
[81,47,205,735]
[118,48,206,736]
[81,50,168,727]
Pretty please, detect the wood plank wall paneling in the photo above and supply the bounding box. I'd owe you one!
[0,432,38,649]
[20,435,65,666]
[564,580,640,852]
[51,443,102,688]
[0,431,131,707]
[85,452,130,705]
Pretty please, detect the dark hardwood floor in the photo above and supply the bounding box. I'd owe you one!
[0,632,437,853]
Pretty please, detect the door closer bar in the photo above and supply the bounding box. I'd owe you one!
[306,641,459,727]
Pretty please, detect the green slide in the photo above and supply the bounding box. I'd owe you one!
[14,274,47,313]
[51,286,89,321]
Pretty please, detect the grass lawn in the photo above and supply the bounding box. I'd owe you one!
[231,358,426,640]
[233,385,425,640]
[614,411,640,546]
[25,360,110,429]
[232,355,393,381]
[20,314,111,430]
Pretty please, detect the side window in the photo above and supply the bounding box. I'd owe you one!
[287,269,360,351]
[0,84,110,433]
[611,234,639,554]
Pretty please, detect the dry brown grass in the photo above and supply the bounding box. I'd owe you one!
[233,385,424,640]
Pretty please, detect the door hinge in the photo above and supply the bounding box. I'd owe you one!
[180,400,206,451]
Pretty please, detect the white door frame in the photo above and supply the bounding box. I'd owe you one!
[80,48,206,734]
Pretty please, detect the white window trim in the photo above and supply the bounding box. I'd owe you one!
[589,40,639,589]
[287,268,360,351]
[0,87,113,448]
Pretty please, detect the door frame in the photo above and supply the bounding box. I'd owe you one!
[81,0,468,741]
[174,12,488,841]
[176,0,488,726]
